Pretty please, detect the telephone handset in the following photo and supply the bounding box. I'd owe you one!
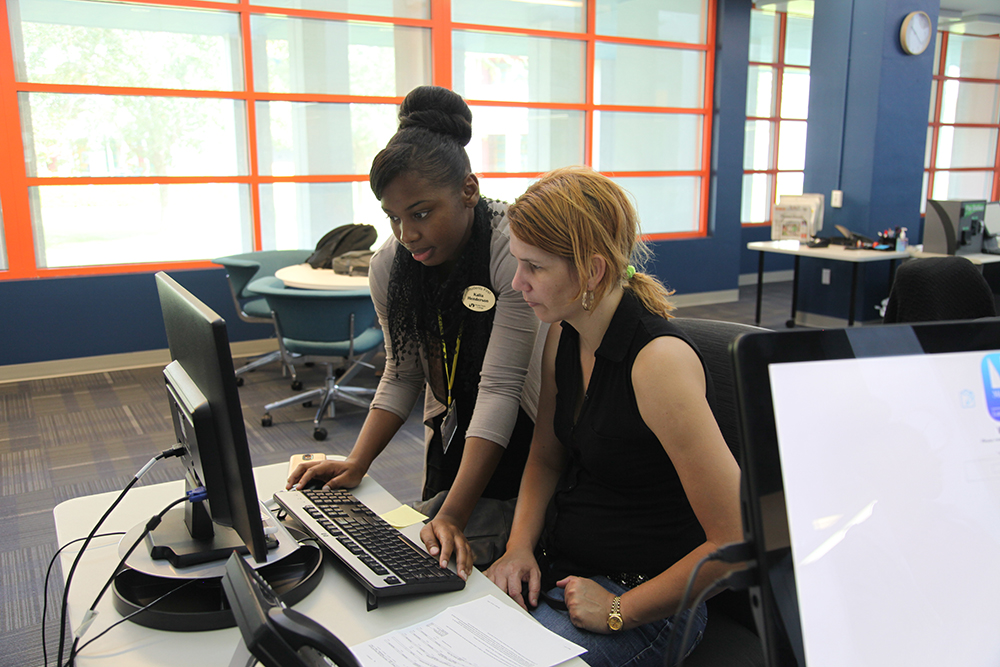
[221,553,361,667]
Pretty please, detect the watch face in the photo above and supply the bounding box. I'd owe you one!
[902,11,932,55]
[608,615,623,631]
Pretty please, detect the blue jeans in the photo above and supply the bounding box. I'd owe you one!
[529,576,708,667]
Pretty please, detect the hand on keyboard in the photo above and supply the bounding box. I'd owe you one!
[420,516,472,581]
[287,459,366,491]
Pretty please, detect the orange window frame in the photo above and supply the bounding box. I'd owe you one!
[925,31,1000,206]
[743,8,809,227]
[0,0,716,280]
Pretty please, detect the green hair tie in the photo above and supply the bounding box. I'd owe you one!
[626,265,636,279]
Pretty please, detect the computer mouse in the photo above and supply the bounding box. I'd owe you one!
[295,478,328,491]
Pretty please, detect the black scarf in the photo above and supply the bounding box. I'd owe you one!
[385,199,500,408]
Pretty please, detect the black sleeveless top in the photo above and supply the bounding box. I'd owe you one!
[544,291,710,578]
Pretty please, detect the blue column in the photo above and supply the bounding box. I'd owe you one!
[796,0,937,324]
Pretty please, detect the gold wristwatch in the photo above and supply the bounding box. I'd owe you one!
[607,595,624,631]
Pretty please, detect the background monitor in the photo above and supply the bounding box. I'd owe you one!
[154,271,272,565]
[733,321,1000,667]
[771,193,824,242]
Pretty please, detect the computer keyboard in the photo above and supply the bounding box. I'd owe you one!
[273,487,465,610]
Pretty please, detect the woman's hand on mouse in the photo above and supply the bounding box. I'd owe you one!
[286,458,366,490]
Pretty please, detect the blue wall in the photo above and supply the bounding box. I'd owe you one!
[1,0,756,367]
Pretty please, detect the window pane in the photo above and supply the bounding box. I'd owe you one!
[259,182,391,252]
[21,93,247,178]
[595,0,707,44]
[252,16,430,96]
[744,120,775,170]
[776,120,807,171]
[928,80,937,123]
[453,32,584,104]
[925,126,933,169]
[255,0,428,18]
[470,107,584,173]
[619,176,700,235]
[742,172,773,223]
[921,171,929,215]
[935,127,998,169]
[12,0,242,91]
[783,15,812,67]
[939,81,1000,125]
[452,0,583,32]
[749,11,779,64]
[944,34,1000,80]
[479,177,534,207]
[595,43,704,108]
[775,171,804,199]
[746,65,776,117]
[256,102,397,177]
[780,69,810,120]
[594,112,701,172]
[31,184,251,267]
[931,171,994,201]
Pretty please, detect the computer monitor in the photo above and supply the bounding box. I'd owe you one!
[771,193,824,242]
[733,321,1000,667]
[153,271,273,565]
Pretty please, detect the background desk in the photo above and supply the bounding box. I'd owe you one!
[748,240,909,327]
[54,463,586,666]
[275,264,370,291]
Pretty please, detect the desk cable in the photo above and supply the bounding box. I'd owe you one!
[663,541,758,666]
[52,445,186,667]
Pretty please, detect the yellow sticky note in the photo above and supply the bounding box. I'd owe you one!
[381,504,428,529]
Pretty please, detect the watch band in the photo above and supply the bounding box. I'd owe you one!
[607,595,624,631]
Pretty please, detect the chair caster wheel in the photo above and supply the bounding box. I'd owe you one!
[291,380,303,390]
[261,414,273,427]
[303,401,313,408]
[785,319,796,328]
[313,427,327,441]
[236,376,244,387]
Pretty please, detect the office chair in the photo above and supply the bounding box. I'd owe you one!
[247,276,384,441]
[213,250,313,388]
[671,318,769,667]
[883,255,997,324]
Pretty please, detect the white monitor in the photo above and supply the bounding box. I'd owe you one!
[771,194,825,242]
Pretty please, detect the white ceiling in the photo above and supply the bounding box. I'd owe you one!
[938,1,1000,36]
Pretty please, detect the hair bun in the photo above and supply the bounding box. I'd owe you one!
[398,86,473,147]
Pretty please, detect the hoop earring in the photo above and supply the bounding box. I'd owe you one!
[581,290,595,312]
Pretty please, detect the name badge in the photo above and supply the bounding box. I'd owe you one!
[462,285,496,312]
[441,402,459,454]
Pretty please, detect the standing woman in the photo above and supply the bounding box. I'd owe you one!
[486,166,742,666]
[288,86,541,579]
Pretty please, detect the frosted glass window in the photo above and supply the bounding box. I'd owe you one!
[252,16,430,96]
[931,171,995,202]
[925,126,933,169]
[11,0,242,90]
[780,70,810,120]
[453,32,585,104]
[749,11,779,63]
[256,102,398,177]
[742,173,773,223]
[744,121,775,171]
[452,0,583,32]
[469,107,584,173]
[594,112,702,172]
[479,178,534,207]
[944,35,1000,80]
[594,43,704,108]
[776,171,804,199]
[618,176,701,235]
[784,15,812,67]
[31,184,251,267]
[747,65,776,117]
[935,127,997,169]
[595,0,707,44]
[928,81,937,123]
[939,81,1000,125]
[259,182,391,252]
[21,93,247,178]
[776,120,807,171]
[256,0,428,18]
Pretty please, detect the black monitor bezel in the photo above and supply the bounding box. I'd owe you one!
[732,319,1000,667]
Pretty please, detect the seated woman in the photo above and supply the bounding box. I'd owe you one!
[288,86,542,579]
[486,166,743,666]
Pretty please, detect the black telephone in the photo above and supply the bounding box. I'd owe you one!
[221,553,361,667]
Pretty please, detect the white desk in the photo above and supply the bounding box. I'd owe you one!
[748,240,909,327]
[276,264,370,291]
[54,463,585,666]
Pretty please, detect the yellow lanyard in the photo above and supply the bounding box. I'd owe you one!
[437,313,462,408]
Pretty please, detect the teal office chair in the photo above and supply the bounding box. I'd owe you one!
[213,250,313,388]
[247,276,384,441]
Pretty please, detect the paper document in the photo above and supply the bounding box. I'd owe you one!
[352,595,585,667]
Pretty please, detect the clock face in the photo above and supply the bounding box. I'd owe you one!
[901,11,932,55]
